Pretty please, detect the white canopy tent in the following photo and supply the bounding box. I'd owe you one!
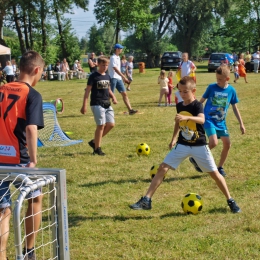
[0,45,11,55]
[0,45,11,67]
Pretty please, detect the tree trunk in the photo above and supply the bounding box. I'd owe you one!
[22,10,30,50]
[146,51,155,68]
[53,0,68,58]
[12,5,26,54]
[28,16,34,50]
[40,0,47,59]
[115,6,120,43]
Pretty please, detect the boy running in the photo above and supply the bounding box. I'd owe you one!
[189,65,245,176]
[130,76,241,213]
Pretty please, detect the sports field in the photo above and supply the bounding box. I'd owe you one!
[37,64,260,259]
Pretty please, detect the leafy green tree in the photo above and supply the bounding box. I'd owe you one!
[171,0,232,56]
[124,30,177,67]
[79,37,88,54]
[94,0,157,43]
[87,25,106,55]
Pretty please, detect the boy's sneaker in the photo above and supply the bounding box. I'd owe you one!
[93,147,105,156]
[189,157,203,173]
[130,196,152,210]
[23,248,36,260]
[218,167,227,177]
[227,198,241,213]
[88,139,95,150]
[129,109,138,115]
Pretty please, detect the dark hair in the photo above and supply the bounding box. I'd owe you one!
[19,51,45,74]
[179,76,196,89]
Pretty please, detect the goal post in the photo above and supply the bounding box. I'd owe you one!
[0,167,70,260]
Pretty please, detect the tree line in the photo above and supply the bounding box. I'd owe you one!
[1,0,260,67]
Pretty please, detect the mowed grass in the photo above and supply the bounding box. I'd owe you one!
[36,64,260,260]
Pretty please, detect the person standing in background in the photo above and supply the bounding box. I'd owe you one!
[88,53,98,73]
[252,51,260,73]
[179,53,196,79]
[125,56,134,91]
[61,58,70,80]
[244,51,252,72]
[3,61,14,83]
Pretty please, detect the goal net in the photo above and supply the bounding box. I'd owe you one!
[0,167,70,260]
[38,102,82,147]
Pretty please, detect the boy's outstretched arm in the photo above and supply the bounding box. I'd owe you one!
[169,122,180,149]
[232,104,246,134]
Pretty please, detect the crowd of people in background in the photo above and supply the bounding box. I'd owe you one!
[0,48,259,86]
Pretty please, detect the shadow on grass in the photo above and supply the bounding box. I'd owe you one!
[67,214,154,227]
[79,174,204,188]
[66,205,229,227]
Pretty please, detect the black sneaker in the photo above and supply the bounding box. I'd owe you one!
[130,196,152,210]
[218,167,227,177]
[189,157,203,172]
[227,198,241,213]
[129,109,138,115]
[23,248,36,260]
[88,139,95,150]
[93,147,105,156]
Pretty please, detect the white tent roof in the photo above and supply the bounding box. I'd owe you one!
[0,45,11,55]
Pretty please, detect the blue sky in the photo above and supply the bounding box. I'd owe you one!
[65,0,97,39]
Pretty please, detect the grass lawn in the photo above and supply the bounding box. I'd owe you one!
[36,64,260,259]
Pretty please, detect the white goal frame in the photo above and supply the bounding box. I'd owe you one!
[0,166,70,260]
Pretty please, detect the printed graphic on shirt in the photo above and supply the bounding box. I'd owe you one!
[179,111,199,142]
[97,80,110,89]
[208,91,228,121]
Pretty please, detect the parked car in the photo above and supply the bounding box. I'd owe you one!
[208,53,234,72]
[161,51,182,71]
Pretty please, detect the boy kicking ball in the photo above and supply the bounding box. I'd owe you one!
[130,76,241,213]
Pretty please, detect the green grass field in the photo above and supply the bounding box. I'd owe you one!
[37,64,260,259]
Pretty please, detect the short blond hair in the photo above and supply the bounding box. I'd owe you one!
[216,64,230,77]
[160,70,167,79]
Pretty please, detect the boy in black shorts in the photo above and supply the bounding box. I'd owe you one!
[80,56,118,155]
[130,76,241,213]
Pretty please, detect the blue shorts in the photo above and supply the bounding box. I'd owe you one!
[205,128,229,139]
[110,78,126,93]
[0,164,42,208]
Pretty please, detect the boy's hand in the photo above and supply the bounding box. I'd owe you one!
[80,106,87,114]
[169,140,176,150]
[175,113,188,123]
[124,77,130,84]
[112,98,118,104]
[240,124,246,134]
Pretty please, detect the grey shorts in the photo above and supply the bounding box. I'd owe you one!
[163,144,217,173]
[91,105,115,125]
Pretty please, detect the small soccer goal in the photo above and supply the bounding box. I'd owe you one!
[0,167,70,260]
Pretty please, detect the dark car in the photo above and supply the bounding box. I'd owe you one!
[208,53,234,72]
[161,51,182,71]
